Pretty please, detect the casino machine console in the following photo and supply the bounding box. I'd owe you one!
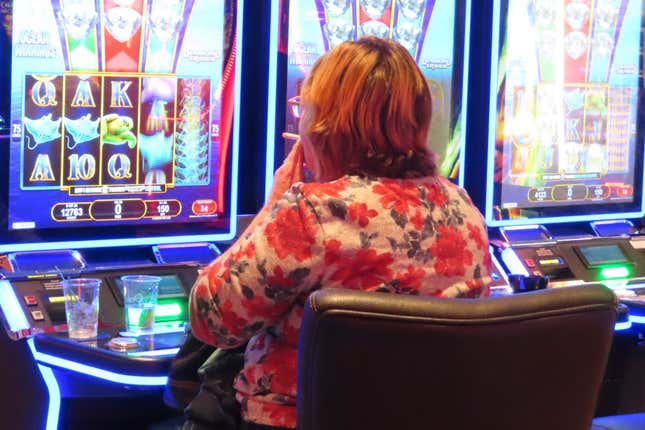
[0,0,243,428]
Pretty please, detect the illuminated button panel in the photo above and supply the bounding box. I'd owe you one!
[512,246,572,280]
[519,247,567,269]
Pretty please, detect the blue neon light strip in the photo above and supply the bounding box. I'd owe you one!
[457,0,472,188]
[484,0,501,224]
[629,315,645,324]
[129,348,180,357]
[614,321,632,331]
[500,248,529,277]
[28,338,168,386]
[0,232,241,253]
[228,0,244,238]
[502,224,542,231]
[264,0,281,202]
[36,364,61,430]
[0,279,30,332]
[490,250,509,283]
[488,212,645,228]
[119,324,185,337]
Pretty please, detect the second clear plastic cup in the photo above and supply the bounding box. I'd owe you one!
[61,278,101,340]
[121,275,161,333]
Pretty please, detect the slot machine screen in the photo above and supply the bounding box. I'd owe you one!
[0,0,240,252]
[278,0,470,184]
[485,0,645,226]
[0,1,10,133]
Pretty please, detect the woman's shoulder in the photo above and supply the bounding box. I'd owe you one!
[293,174,479,208]
[297,175,363,199]
[296,175,467,198]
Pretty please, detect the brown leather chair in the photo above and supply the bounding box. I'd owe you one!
[297,285,618,430]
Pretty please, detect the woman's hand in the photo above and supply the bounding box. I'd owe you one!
[240,141,305,237]
[267,140,304,206]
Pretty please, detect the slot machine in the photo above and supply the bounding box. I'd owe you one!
[264,0,510,292]
[266,0,470,189]
[464,0,645,414]
[0,1,10,132]
[474,0,645,298]
[0,0,243,428]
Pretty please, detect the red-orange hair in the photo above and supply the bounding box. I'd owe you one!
[301,37,435,179]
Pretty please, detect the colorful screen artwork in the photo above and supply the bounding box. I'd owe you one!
[284,0,467,181]
[0,1,11,132]
[8,0,235,233]
[487,0,644,224]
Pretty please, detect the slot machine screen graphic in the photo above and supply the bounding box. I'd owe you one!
[3,0,239,250]
[486,0,645,226]
[0,1,10,132]
[284,0,469,182]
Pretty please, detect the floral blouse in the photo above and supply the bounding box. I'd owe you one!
[190,174,493,428]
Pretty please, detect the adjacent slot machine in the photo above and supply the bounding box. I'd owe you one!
[6,0,239,252]
[0,1,243,428]
[0,0,10,133]
[461,3,644,414]
[265,0,472,194]
[479,0,645,292]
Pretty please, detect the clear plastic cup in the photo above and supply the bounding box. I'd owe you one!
[61,278,101,340]
[121,275,161,333]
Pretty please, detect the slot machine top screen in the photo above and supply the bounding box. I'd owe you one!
[0,1,10,133]
[2,0,240,252]
[486,0,645,227]
[284,0,469,183]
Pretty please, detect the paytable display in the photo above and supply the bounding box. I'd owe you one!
[9,0,229,230]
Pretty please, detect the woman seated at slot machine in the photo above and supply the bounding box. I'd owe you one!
[189,37,493,429]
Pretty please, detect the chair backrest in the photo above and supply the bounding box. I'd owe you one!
[297,285,617,430]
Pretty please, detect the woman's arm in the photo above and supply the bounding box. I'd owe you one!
[189,145,320,348]
[237,141,305,239]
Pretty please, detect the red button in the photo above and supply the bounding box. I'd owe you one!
[524,258,536,268]
[24,295,38,306]
[192,199,218,215]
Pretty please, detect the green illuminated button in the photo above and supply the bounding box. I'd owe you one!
[600,266,630,280]
[156,303,183,318]
[153,298,187,323]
